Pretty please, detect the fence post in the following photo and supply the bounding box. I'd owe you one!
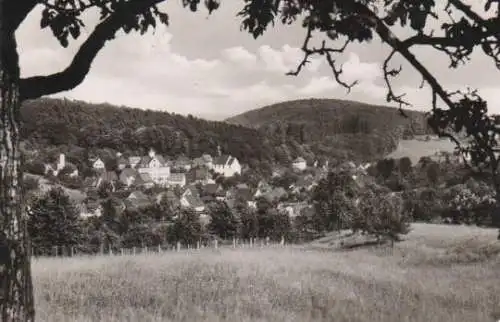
[121,248,124,256]
[158,244,161,254]
[176,242,181,252]
[232,238,236,248]
[144,246,147,254]
[70,246,74,257]
[250,238,253,248]
[109,248,113,256]
[281,236,285,247]
[197,241,200,250]
[266,236,269,246]
[214,239,218,250]
[133,247,136,256]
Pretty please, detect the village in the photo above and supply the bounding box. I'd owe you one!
[31,145,361,223]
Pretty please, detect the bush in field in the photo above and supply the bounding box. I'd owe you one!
[167,209,204,246]
[28,187,84,254]
[208,201,240,239]
[311,170,358,232]
[355,191,411,245]
[442,182,496,226]
[403,188,444,223]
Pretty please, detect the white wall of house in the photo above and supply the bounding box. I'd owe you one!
[138,158,171,186]
[93,158,105,170]
[213,157,241,177]
[292,160,307,171]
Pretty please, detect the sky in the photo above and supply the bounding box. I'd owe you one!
[15,1,500,121]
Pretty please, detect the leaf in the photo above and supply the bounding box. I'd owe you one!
[41,10,51,29]
[69,25,80,39]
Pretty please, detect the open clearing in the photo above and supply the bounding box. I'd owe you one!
[33,223,500,322]
[386,136,456,164]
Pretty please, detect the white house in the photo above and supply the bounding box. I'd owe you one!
[136,148,171,186]
[292,157,307,171]
[213,155,241,177]
[167,173,186,187]
[92,157,105,170]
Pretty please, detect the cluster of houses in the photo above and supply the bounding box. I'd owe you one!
[39,146,333,220]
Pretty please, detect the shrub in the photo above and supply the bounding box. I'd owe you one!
[355,191,411,245]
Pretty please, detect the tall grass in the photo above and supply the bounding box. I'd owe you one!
[33,224,500,322]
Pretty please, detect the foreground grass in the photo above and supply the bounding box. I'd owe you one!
[33,224,500,322]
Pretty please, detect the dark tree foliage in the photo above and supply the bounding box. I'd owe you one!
[398,157,413,177]
[207,201,240,239]
[168,209,203,246]
[255,197,291,240]
[27,187,84,254]
[376,158,396,180]
[311,170,358,232]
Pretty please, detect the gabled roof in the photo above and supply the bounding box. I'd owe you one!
[201,154,213,162]
[117,156,129,166]
[137,155,167,168]
[263,187,287,201]
[119,168,137,179]
[128,190,148,199]
[138,172,153,183]
[128,156,141,166]
[236,183,249,190]
[202,183,219,195]
[214,155,231,166]
[185,194,205,209]
[99,171,118,182]
[293,157,306,163]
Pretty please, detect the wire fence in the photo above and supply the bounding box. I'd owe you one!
[32,236,289,259]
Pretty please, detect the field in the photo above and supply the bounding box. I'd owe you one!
[33,223,500,322]
[386,136,456,164]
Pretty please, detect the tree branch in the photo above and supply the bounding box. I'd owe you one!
[19,0,164,101]
[5,0,38,32]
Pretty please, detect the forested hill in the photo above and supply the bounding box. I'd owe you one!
[20,98,283,172]
[225,98,434,162]
[20,98,431,172]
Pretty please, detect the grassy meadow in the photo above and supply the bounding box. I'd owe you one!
[33,223,500,322]
[386,136,456,164]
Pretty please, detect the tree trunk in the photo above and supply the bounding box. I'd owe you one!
[0,13,35,322]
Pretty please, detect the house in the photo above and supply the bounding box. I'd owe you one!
[186,167,211,184]
[180,191,205,212]
[117,156,129,169]
[174,156,191,171]
[277,202,308,218]
[261,187,287,202]
[254,180,272,198]
[201,154,213,169]
[44,153,67,176]
[289,176,317,193]
[78,203,103,218]
[95,171,118,189]
[92,157,106,171]
[227,185,255,208]
[119,168,138,187]
[156,189,181,208]
[128,156,141,168]
[136,172,155,189]
[167,172,186,187]
[136,148,171,186]
[125,191,151,209]
[213,155,241,177]
[292,157,307,171]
